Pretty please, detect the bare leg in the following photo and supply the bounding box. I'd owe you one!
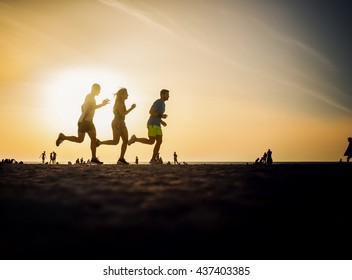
[135,136,156,145]
[64,134,85,143]
[100,127,121,146]
[119,126,129,160]
[151,135,162,161]
[87,129,97,159]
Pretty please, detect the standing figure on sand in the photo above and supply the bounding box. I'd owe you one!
[55,83,109,164]
[344,137,352,163]
[174,152,179,165]
[97,88,136,165]
[266,149,273,165]
[128,89,169,165]
[40,151,46,164]
[50,151,57,164]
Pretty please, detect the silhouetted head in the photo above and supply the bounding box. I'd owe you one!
[160,89,169,101]
[91,83,101,95]
[115,88,128,101]
[348,137,352,142]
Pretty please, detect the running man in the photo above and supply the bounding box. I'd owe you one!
[55,83,109,164]
[128,89,169,164]
[97,88,136,165]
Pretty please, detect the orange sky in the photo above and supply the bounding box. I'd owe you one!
[1,0,351,163]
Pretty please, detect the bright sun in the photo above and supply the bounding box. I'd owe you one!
[44,67,148,142]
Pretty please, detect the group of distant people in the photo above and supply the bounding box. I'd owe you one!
[39,151,57,164]
[255,149,273,165]
[1,159,23,164]
[55,84,170,165]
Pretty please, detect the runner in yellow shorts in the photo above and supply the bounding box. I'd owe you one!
[128,89,170,164]
[148,125,163,137]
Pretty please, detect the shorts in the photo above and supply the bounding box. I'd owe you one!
[78,121,95,133]
[147,125,162,137]
[112,119,126,133]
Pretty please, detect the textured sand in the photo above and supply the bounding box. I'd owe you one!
[0,163,351,260]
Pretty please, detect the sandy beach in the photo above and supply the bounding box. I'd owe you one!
[0,163,351,260]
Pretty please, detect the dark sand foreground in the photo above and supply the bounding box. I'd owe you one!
[0,163,351,260]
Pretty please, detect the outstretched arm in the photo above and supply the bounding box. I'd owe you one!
[95,98,110,109]
[126,103,136,115]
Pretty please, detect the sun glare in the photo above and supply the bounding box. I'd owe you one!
[45,67,128,132]
[43,66,150,160]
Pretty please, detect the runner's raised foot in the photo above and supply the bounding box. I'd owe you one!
[128,135,136,146]
[56,133,64,147]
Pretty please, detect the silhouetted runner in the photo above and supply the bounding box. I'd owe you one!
[128,89,169,164]
[97,88,136,165]
[55,83,109,164]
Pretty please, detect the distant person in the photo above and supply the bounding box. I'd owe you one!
[344,137,352,163]
[267,149,273,165]
[55,83,109,164]
[135,156,139,165]
[128,89,169,165]
[260,152,267,164]
[50,151,57,164]
[173,152,179,165]
[40,151,46,164]
[97,88,136,165]
[52,151,57,164]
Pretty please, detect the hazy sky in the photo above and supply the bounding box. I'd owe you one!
[1,0,351,163]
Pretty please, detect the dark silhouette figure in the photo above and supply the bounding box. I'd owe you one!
[2,159,19,164]
[50,151,57,164]
[55,83,109,164]
[135,156,139,165]
[97,88,136,165]
[267,149,273,165]
[40,151,46,164]
[128,89,169,165]
[344,137,352,163]
[260,152,267,164]
[174,152,179,165]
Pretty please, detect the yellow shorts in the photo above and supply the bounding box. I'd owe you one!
[147,125,162,137]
